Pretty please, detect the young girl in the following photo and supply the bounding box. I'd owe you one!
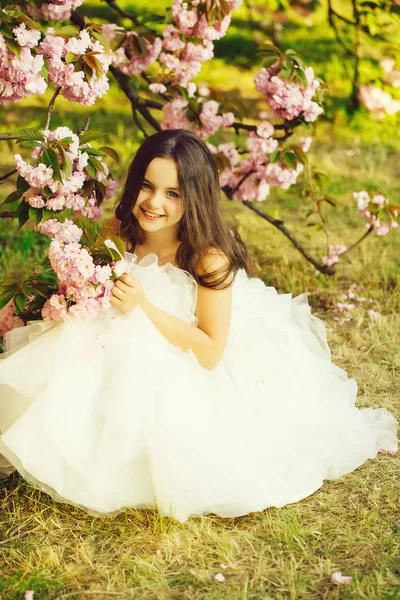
[0,129,397,523]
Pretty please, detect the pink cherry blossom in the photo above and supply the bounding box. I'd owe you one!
[0,300,25,337]
[28,0,85,21]
[0,34,47,104]
[13,23,41,48]
[322,244,347,266]
[110,32,162,76]
[162,25,186,52]
[300,136,312,152]
[359,85,400,117]
[257,121,274,139]
[149,83,167,94]
[255,64,323,122]
[112,260,128,277]
[37,219,83,243]
[42,294,68,321]
[39,30,112,106]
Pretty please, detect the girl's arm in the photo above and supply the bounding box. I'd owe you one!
[111,252,233,370]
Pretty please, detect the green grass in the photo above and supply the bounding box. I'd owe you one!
[0,0,400,598]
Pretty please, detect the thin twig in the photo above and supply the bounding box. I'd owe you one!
[0,168,17,182]
[0,133,25,140]
[77,118,91,137]
[242,200,335,275]
[340,225,374,256]
[0,211,14,218]
[44,86,62,130]
[132,109,148,137]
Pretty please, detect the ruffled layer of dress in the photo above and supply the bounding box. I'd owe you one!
[0,253,397,523]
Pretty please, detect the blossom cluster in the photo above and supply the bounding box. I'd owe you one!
[0,300,25,337]
[322,244,347,267]
[0,23,47,105]
[207,123,305,202]
[162,97,234,139]
[14,126,116,220]
[102,0,240,91]
[38,221,128,320]
[354,191,398,236]
[358,85,400,119]
[39,29,112,105]
[254,64,323,122]
[28,0,85,22]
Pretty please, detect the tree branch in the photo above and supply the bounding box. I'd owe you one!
[0,211,14,218]
[242,200,335,275]
[44,86,62,130]
[327,0,355,55]
[110,65,161,131]
[0,169,17,182]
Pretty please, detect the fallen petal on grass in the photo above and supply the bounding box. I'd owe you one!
[331,571,353,585]
[215,573,226,582]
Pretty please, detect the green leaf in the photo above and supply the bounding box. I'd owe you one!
[0,291,17,311]
[293,67,308,89]
[91,30,111,53]
[85,161,97,179]
[88,156,105,175]
[53,25,80,37]
[16,13,41,30]
[58,147,73,179]
[22,140,43,148]
[263,55,279,69]
[290,145,308,165]
[41,208,54,221]
[81,147,104,157]
[2,191,21,204]
[280,59,293,80]
[99,146,119,163]
[269,150,281,164]
[16,128,44,141]
[16,200,29,229]
[5,37,21,58]
[40,64,48,79]
[79,131,105,144]
[42,149,62,183]
[83,61,92,84]
[14,292,27,314]
[85,53,104,78]
[283,152,298,170]
[65,51,78,64]
[16,175,30,195]
[28,206,43,226]
[0,23,14,39]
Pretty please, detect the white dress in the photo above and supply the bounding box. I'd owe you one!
[0,252,397,523]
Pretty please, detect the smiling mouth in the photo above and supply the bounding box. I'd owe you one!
[141,208,166,220]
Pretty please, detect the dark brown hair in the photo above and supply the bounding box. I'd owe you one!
[115,129,253,288]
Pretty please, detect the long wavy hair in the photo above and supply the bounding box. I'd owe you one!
[115,129,253,288]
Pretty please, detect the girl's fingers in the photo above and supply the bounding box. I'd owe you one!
[114,280,132,294]
[119,274,136,287]
[112,286,125,300]
[110,296,123,307]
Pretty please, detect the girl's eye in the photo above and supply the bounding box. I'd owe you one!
[167,191,179,198]
[142,182,151,190]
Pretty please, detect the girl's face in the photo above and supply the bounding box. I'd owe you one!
[132,157,183,237]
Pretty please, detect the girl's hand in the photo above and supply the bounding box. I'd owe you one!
[110,274,147,313]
